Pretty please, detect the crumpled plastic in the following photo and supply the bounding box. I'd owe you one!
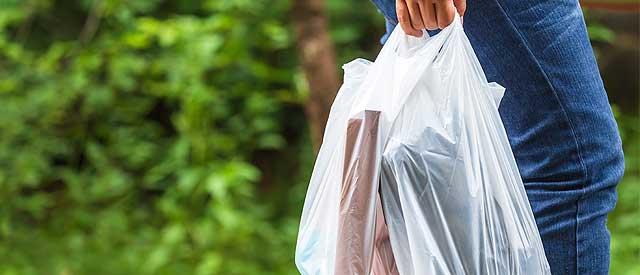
[295,15,551,275]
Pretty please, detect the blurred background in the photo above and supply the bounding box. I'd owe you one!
[0,0,637,274]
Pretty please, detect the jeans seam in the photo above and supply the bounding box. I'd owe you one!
[491,2,589,272]
[575,195,583,274]
[385,15,397,26]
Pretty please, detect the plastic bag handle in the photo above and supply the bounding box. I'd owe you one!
[382,13,462,59]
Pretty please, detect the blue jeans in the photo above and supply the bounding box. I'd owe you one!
[370,0,625,274]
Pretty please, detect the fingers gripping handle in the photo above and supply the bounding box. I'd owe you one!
[383,13,462,59]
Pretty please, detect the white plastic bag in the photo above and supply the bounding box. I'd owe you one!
[295,15,550,275]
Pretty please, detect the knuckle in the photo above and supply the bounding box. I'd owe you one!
[438,19,451,28]
[425,18,437,28]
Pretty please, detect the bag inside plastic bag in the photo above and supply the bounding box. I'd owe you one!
[295,15,550,275]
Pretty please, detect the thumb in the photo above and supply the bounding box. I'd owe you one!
[453,0,466,16]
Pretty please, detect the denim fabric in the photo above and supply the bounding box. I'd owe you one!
[369,0,625,274]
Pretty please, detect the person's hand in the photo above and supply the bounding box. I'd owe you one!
[396,0,466,37]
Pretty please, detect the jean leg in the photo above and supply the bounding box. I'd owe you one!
[463,0,624,274]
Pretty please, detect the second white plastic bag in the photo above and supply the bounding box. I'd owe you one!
[295,15,550,275]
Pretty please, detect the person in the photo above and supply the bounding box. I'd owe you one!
[368,0,625,274]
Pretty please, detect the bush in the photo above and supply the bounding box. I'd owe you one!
[0,1,299,274]
[610,108,640,275]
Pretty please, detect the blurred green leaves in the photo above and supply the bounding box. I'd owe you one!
[588,23,616,43]
[0,0,300,274]
[610,107,640,275]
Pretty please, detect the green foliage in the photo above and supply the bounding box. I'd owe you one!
[588,23,616,43]
[0,0,300,274]
[610,108,640,275]
[0,0,383,274]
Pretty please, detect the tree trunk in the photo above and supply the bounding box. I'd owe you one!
[292,0,341,152]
